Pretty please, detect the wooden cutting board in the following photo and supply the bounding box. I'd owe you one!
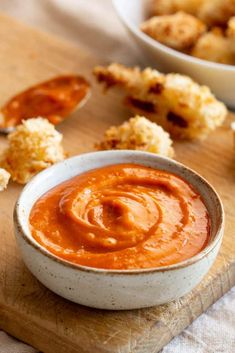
[0,14,235,353]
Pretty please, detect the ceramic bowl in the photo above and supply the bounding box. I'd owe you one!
[112,0,235,108]
[14,151,224,310]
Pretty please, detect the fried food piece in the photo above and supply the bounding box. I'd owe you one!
[94,63,227,140]
[231,121,235,148]
[227,17,235,54]
[198,0,235,27]
[0,168,10,191]
[0,117,65,184]
[141,12,206,50]
[227,16,235,38]
[96,115,174,157]
[152,0,235,27]
[151,0,204,16]
[191,28,235,65]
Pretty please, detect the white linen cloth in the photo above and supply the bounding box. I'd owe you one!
[0,1,234,352]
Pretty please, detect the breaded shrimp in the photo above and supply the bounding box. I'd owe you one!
[94,63,227,140]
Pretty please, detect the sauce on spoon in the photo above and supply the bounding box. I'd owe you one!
[0,75,90,129]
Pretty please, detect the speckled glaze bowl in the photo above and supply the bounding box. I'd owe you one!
[14,151,224,310]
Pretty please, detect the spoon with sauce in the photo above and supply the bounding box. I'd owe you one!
[0,75,91,134]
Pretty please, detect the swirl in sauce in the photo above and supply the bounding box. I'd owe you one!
[29,164,210,269]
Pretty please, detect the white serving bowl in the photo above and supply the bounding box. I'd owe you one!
[113,0,235,108]
[14,151,224,310]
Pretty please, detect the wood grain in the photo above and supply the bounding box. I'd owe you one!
[0,14,235,353]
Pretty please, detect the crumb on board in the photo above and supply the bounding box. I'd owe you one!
[93,63,227,140]
[96,115,174,158]
[0,168,10,191]
[0,117,66,184]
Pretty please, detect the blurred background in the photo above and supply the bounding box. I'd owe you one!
[0,0,143,65]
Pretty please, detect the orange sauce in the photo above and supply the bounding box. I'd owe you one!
[29,164,210,270]
[0,75,90,127]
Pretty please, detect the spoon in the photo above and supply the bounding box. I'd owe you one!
[0,75,91,135]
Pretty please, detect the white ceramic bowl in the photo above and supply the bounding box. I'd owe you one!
[113,0,235,108]
[14,151,224,310]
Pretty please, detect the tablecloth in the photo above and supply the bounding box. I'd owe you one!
[0,1,234,352]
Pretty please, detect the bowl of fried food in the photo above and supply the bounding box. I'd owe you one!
[112,0,235,108]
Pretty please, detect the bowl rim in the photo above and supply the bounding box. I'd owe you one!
[112,0,235,72]
[14,150,224,276]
